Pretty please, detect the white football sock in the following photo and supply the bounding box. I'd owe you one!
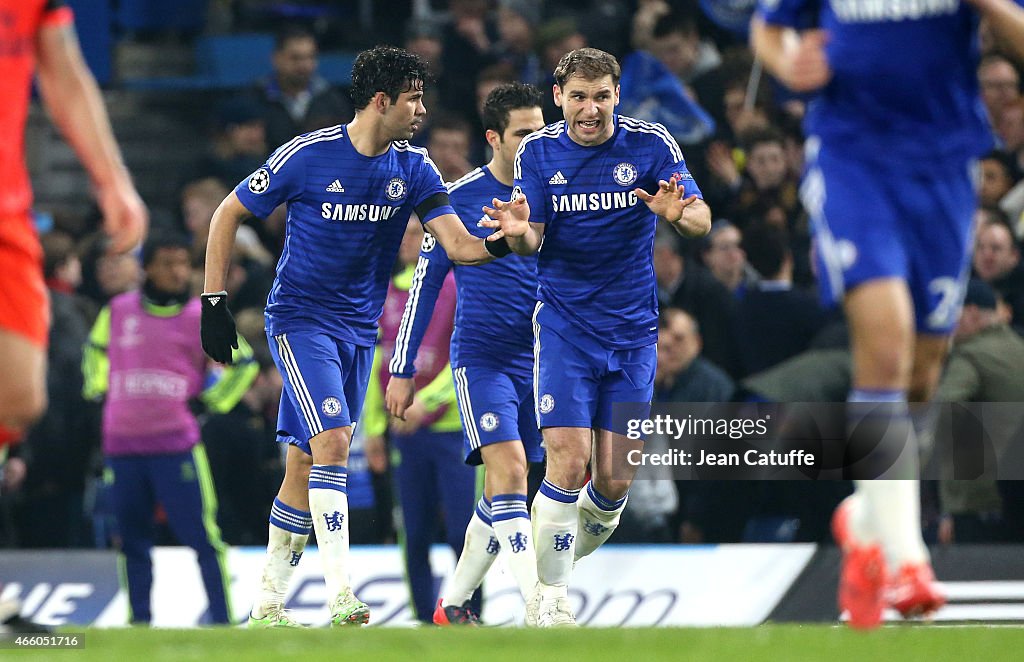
[308,465,351,599]
[532,480,580,594]
[490,493,538,601]
[574,482,626,562]
[253,498,311,617]
[443,499,500,606]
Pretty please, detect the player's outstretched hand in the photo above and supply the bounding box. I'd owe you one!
[779,29,831,92]
[635,175,698,223]
[386,376,416,421]
[480,194,531,240]
[98,176,148,254]
[200,292,238,364]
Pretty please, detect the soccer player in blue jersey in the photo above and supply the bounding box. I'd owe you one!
[384,82,547,626]
[752,0,1024,629]
[200,45,511,629]
[482,48,711,627]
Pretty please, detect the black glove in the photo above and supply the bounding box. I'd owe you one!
[201,291,238,364]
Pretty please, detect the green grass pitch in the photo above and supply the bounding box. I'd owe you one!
[8,625,1024,661]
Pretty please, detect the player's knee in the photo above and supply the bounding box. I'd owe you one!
[546,455,588,489]
[309,428,351,465]
[490,458,529,493]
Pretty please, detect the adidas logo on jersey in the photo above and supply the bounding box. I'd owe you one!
[326,179,345,193]
[548,171,568,185]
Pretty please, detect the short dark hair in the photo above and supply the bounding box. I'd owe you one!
[349,45,431,111]
[740,127,785,154]
[142,231,190,267]
[481,82,543,135]
[553,47,620,88]
[274,24,316,51]
[652,12,697,40]
[743,223,790,279]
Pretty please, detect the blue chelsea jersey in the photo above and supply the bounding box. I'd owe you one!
[389,166,538,378]
[756,0,1013,163]
[233,125,454,346]
[513,116,703,350]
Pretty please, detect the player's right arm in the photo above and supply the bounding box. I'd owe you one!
[201,191,252,363]
[386,236,453,420]
[750,0,831,94]
[204,191,252,294]
[35,13,147,253]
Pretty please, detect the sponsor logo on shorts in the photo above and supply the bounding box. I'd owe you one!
[322,397,342,417]
[539,394,555,414]
[479,412,499,432]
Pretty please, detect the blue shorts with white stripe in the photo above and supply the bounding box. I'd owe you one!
[452,365,544,466]
[269,329,374,453]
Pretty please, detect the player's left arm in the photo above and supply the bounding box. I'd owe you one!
[35,14,147,254]
[968,0,1024,63]
[424,212,503,265]
[638,131,712,238]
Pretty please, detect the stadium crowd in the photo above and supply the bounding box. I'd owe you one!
[3,0,1024,596]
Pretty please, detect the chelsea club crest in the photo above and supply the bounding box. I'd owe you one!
[613,162,638,187]
[385,177,408,201]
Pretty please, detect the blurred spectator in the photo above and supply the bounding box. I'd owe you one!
[196,98,269,190]
[441,0,499,122]
[82,232,258,625]
[728,128,802,230]
[472,63,518,163]
[733,223,827,378]
[932,280,1024,544]
[79,234,142,307]
[181,177,230,266]
[426,114,474,182]
[978,53,1021,122]
[979,150,1021,209]
[13,231,97,548]
[654,307,735,403]
[972,217,1024,326]
[494,0,543,87]
[994,97,1024,173]
[646,10,721,86]
[653,229,738,375]
[253,25,353,150]
[701,219,758,298]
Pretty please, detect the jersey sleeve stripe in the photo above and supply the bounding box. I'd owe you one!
[389,255,430,375]
[513,122,564,180]
[447,168,485,192]
[267,126,344,172]
[394,141,445,181]
[618,116,684,162]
